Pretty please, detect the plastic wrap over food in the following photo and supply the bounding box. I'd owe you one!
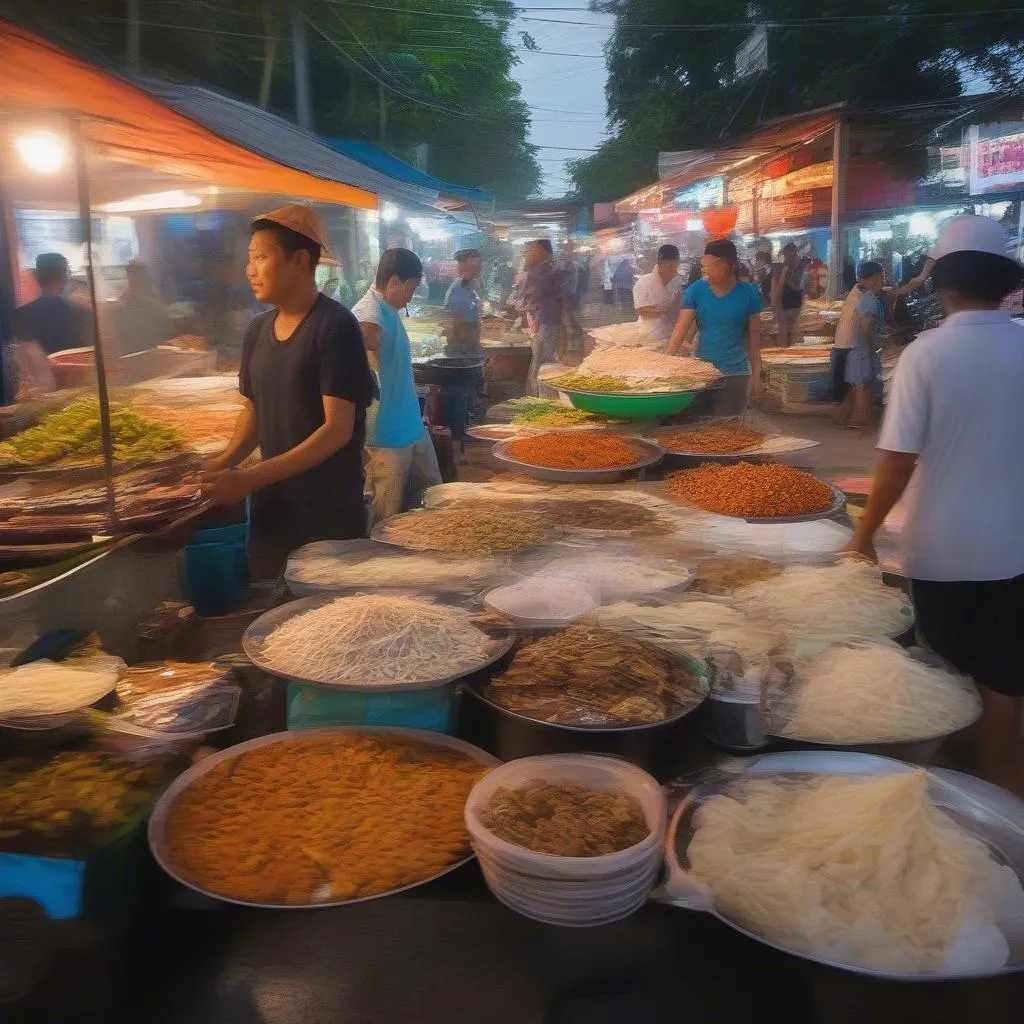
[286,539,500,597]
[518,540,693,603]
[95,661,242,753]
[587,593,781,695]
[761,640,981,745]
[670,514,852,564]
[661,756,1024,978]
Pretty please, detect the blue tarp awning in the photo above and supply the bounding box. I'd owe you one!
[324,138,494,212]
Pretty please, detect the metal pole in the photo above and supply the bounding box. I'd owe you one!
[127,0,141,73]
[72,118,119,531]
[291,7,313,130]
[828,119,848,300]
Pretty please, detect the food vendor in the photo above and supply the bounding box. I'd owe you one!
[443,248,483,355]
[831,260,933,426]
[666,239,763,414]
[843,215,1024,796]
[632,244,682,346]
[202,205,376,578]
[13,253,91,356]
[512,239,566,395]
[771,242,804,346]
[353,248,443,524]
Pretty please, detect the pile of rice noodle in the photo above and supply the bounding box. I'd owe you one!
[0,651,123,720]
[533,552,691,601]
[687,770,1024,974]
[286,542,495,594]
[577,347,719,385]
[258,594,496,685]
[770,639,981,743]
[731,559,911,640]
[675,515,851,562]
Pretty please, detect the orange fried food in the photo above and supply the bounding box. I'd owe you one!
[163,733,488,904]
[507,432,643,470]
[665,461,834,518]
[656,422,764,454]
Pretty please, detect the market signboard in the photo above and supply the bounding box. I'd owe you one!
[968,123,1024,195]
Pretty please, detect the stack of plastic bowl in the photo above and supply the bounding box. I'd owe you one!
[464,754,666,927]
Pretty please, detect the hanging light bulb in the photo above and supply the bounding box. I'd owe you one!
[14,131,67,173]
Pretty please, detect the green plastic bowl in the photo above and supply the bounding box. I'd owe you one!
[561,388,696,418]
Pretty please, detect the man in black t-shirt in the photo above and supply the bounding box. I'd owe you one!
[13,253,89,356]
[202,205,376,577]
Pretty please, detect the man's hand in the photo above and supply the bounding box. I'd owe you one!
[840,536,878,563]
[674,339,696,356]
[201,468,255,508]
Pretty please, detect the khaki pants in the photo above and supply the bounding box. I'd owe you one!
[365,433,443,527]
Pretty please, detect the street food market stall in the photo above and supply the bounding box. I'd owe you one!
[2,23,1024,1024]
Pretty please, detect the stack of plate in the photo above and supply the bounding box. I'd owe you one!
[464,754,666,927]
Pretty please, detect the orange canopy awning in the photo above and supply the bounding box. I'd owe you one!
[0,21,377,210]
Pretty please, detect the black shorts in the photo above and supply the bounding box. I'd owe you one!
[911,574,1024,697]
[829,348,849,403]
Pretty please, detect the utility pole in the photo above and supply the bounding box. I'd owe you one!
[291,7,313,130]
[127,0,141,73]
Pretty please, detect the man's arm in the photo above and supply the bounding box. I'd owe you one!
[206,398,258,473]
[203,395,356,507]
[666,307,697,356]
[843,450,917,561]
[359,320,382,372]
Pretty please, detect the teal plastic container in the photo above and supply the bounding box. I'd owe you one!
[286,682,455,733]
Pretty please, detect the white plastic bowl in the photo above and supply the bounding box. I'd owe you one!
[465,754,667,926]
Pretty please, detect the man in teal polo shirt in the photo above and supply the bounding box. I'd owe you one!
[353,248,442,524]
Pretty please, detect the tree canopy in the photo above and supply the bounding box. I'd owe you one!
[569,0,1024,200]
[4,1,541,202]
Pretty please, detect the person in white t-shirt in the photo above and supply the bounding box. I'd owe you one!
[632,244,682,345]
[844,215,1024,795]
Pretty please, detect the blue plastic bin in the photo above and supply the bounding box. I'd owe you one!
[286,682,455,733]
[181,542,244,616]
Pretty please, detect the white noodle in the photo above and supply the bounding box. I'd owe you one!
[259,594,495,685]
[773,640,981,743]
[0,654,122,717]
[732,560,911,638]
[287,551,494,592]
[688,771,1024,974]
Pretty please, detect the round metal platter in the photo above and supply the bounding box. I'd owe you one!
[665,750,1024,980]
[662,481,846,525]
[242,592,516,692]
[147,726,500,910]
[490,436,665,484]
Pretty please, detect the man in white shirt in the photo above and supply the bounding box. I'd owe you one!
[632,244,682,345]
[844,215,1024,795]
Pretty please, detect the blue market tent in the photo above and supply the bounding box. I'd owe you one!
[324,138,493,213]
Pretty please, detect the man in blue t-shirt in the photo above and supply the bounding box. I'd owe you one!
[353,248,442,524]
[667,239,763,415]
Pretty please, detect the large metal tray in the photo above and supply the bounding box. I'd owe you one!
[147,726,500,909]
[242,592,516,692]
[665,751,1024,980]
[490,436,664,484]
[662,480,846,525]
